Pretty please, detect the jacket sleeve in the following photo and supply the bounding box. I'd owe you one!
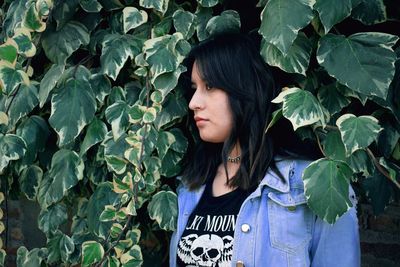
[309,187,361,267]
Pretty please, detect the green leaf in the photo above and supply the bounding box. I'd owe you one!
[38,203,68,235]
[80,0,103,12]
[47,231,75,263]
[173,10,196,39]
[195,6,212,41]
[80,118,108,156]
[272,87,328,130]
[98,0,124,11]
[49,78,96,147]
[37,149,84,208]
[154,92,187,130]
[16,247,47,267]
[120,245,143,267]
[19,165,43,200]
[323,130,346,161]
[377,117,400,158]
[153,65,186,97]
[317,83,351,115]
[303,158,353,224]
[139,0,169,15]
[52,0,80,30]
[2,0,27,37]
[347,150,374,177]
[39,64,65,108]
[0,65,29,95]
[0,249,5,266]
[13,29,36,57]
[336,114,382,155]
[143,107,157,123]
[317,33,399,99]
[148,191,177,231]
[0,134,26,173]
[81,241,104,267]
[0,41,18,64]
[351,0,386,25]
[143,33,188,86]
[197,0,219,7]
[260,32,312,75]
[206,10,240,36]
[22,2,46,32]
[90,73,112,104]
[6,82,39,128]
[100,34,141,81]
[42,21,90,64]
[259,0,314,55]
[16,116,50,167]
[314,0,352,33]
[87,182,120,239]
[123,7,148,33]
[106,101,130,141]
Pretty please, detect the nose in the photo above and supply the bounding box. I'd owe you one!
[188,89,203,111]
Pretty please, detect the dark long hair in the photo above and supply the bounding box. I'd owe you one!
[181,32,284,191]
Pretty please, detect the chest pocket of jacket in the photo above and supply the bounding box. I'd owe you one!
[267,188,312,255]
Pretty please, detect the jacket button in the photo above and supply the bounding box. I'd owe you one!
[241,223,250,233]
[236,261,245,267]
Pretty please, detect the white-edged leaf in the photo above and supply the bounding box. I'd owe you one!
[148,190,177,231]
[123,7,148,33]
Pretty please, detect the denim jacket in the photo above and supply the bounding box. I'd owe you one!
[169,159,361,267]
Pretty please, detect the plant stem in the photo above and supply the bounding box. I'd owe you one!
[366,148,400,189]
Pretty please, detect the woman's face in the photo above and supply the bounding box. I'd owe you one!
[189,62,233,143]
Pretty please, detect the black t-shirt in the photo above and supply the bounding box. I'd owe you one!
[177,179,249,267]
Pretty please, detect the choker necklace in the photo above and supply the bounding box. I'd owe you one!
[227,155,241,163]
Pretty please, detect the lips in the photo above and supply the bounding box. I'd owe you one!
[194,116,208,126]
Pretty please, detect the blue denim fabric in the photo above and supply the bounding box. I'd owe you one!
[170,159,361,267]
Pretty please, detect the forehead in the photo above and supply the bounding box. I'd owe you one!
[191,61,202,83]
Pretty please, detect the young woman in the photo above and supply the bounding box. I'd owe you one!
[169,33,360,267]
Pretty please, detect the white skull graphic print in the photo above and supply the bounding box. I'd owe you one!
[177,233,233,267]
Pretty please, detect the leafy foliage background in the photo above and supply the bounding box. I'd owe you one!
[0,0,399,266]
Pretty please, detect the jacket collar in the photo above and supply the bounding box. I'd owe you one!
[248,159,293,199]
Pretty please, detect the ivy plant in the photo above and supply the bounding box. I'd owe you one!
[0,0,399,266]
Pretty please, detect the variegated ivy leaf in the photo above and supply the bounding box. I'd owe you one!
[144,33,189,89]
[23,1,46,32]
[272,87,328,130]
[13,28,36,58]
[0,64,30,95]
[303,158,353,224]
[98,0,123,11]
[120,245,143,266]
[347,150,374,177]
[49,77,96,147]
[87,182,120,239]
[2,0,27,37]
[314,0,352,34]
[351,0,386,25]
[173,10,196,39]
[39,64,65,107]
[100,33,141,81]
[154,92,187,130]
[317,83,351,115]
[197,0,219,7]
[80,0,103,13]
[259,0,314,55]
[336,114,382,155]
[42,21,90,64]
[103,133,130,174]
[80,118,108,156]
[260,32,312,75]
[0,39,18,65]
[16,247,47,267]
[317,32,398,100]
[154,64,187,97]
[0,134,26,173]
[52,0,80,30]
[81,241,104,267]
[19,165,43,201]
[37,149,84,208]
[148,191,178,231]
[0,249,4,266]
[206,10,241,36]
[47,231,75,264]
[106,101,130,141]
[195,6,212,41]
[36,0,53,17]
[90,73,112,104]
[139,0,169,15]
[123,7,148,33]
[6,82,39,128]
[38,203,68,235]
[156,129,188,159]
